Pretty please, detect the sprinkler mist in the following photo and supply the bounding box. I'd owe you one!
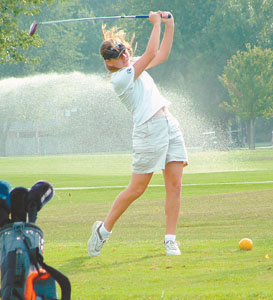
[0,73,237,172]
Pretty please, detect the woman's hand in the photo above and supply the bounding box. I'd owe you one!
[144,11,174,70]
[148,11,162,25]
[159,11,174,26]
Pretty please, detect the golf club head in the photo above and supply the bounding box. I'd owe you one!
[27,181,54,223]
[0,180,12,209]
[29,22,39,36]
[0,199,10,227]
[10,187,29,223]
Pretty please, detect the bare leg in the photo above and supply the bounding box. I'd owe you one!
[104,172,153,231]
[162,162,184,235]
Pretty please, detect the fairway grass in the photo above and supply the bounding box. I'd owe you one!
[42,189,273,300]
[0,149,273,299]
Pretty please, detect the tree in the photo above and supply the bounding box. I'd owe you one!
[184,0,273,119]
[0,0,104,76]
[219,44,273,149]
[0,0,58,65]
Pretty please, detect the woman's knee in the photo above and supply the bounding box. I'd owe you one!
[166,181,181,197]
[128,173,152,198]
[127,184,147,198]
[134,185,147,198]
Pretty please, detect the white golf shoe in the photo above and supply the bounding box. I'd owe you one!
[164,240,181,256]
[87,221,107,257]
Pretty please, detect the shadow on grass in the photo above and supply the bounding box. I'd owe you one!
[62,253,165,273]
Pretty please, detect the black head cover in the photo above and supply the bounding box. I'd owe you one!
[27,181,54,223]
[10,187,29,223]
[0,199,10,227]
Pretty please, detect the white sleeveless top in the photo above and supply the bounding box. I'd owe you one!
[110,58,170,126]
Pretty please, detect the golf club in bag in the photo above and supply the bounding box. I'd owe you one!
[0,181,12,208]
[10,187,29,223]
[27,181,54,223]
[0,181,12,228]
[0,181,71,300]
[29,13,171,36]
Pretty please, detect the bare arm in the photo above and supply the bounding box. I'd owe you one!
[146,12,174,70]
[133,12,161,80]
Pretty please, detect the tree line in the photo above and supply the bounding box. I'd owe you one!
[0,0,272,153]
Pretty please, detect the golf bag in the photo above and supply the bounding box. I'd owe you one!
[0,181,71,300]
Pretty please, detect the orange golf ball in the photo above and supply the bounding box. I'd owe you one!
[239,238,253,250]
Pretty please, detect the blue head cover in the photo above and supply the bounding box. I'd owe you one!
[0,180,12,208]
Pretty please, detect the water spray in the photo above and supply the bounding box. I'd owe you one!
[29,14,171,36]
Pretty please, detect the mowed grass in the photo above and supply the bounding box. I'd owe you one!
[0,149,273,299]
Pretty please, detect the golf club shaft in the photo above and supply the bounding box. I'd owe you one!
[29,14,171,35]
[38,15,149,26]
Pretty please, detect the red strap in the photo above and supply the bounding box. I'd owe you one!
[25,269,51,300]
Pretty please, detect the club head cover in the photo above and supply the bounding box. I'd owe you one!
[10,187,29,223]
[0,199,11,227]
[0,180,12,209]
[27,181,54,223]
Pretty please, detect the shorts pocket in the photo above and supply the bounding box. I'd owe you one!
[133,139,155,153]
[132,148,156,173]
[168,117,183,140]
[133,122,155,152]
[133,123,149,139]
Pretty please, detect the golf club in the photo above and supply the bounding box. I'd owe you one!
[29,14,171,36]
[0,199,10,227]
[27,181,54,223]
[0,180,12,209]
[10,187,29,223]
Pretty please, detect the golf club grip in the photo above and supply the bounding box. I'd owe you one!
[134,14,172,19]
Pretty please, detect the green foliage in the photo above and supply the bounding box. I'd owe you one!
[184,0,273,118]
[0,0,57,64]
[22,1,96,73]
[219,44,273,120]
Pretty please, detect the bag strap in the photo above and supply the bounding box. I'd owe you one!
[10,249,25,300]
[37,251,71,300]
[21,235,41,274]
[10,288,25,300]
[25,269,51,300]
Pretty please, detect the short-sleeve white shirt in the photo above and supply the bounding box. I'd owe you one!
[110,59,170,126]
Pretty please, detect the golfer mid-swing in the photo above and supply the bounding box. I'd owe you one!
[88,11,188,256]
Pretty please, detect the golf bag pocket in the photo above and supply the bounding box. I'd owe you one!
[0,222,71,300]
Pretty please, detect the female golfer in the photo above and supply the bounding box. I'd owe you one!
[88,11,188,256]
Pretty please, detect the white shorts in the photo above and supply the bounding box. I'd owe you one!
[132,115,188,174]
